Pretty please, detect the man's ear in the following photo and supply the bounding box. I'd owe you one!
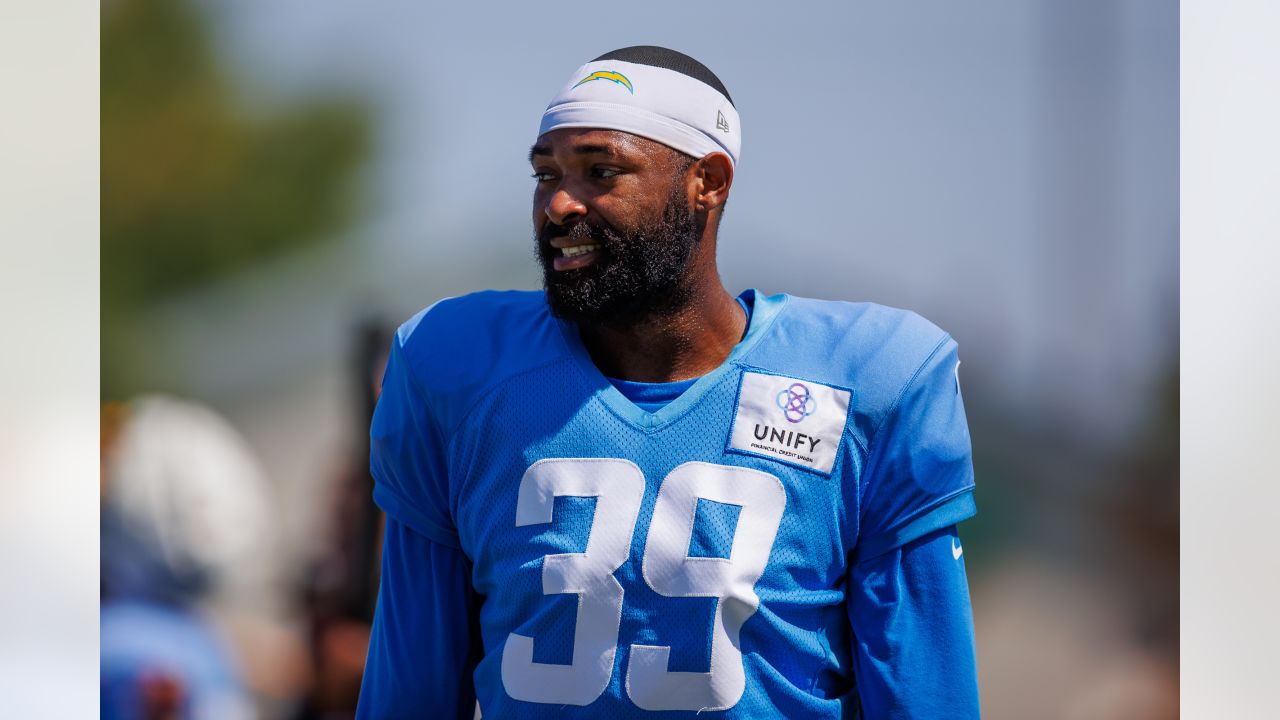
[691,152,733,213]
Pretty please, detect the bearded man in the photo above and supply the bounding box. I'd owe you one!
[358,46,981,719]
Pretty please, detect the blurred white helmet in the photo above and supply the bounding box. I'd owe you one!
[105,395,276,607]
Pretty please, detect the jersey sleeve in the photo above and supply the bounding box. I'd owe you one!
[369,334,459,548]
[855,338,976,562]
[357,518,482,720]
[847,525,980,719]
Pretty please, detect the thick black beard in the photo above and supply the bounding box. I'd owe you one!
[536,183,703,327]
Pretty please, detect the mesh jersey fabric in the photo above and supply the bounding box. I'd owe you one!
[356,521,980,719]
[367,288,977,717]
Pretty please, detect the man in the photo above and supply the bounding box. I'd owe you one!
[358,46,980,718]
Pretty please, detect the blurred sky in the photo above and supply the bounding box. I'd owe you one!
[160,0,1176,458]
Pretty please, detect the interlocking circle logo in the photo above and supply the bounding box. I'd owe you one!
[775,382,817,423]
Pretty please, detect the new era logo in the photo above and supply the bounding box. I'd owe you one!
[716,110,730,133]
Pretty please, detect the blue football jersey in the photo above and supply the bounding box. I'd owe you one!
[369,289,977,717]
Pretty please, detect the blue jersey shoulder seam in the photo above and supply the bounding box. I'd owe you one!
[393,331,452,470]
[400,293,571,443]
[864,332,952,461]
[393,294,571,543]
[857,332,954,519]
[376,331,461,546]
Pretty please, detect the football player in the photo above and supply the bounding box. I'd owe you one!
[358,46,980,718]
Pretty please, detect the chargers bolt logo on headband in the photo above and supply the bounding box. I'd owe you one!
[541,47,740,165]
[571,70,635,94]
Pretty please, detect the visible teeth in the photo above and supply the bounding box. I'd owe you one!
[561,244,599,257]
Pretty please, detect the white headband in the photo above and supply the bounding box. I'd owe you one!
[538,59,741,166]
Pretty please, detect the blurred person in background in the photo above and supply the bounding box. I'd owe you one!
[101,396,305,719]
[292,321,393,720]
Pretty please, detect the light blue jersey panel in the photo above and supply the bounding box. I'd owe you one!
[368,289,976,718]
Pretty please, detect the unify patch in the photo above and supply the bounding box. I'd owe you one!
[727,371,851,475]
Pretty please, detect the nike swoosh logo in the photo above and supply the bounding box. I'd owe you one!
[952,539,964,560]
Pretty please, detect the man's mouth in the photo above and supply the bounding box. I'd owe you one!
[553,243,600,271]
[561,243,598,257]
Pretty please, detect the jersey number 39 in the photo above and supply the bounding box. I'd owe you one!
[501,458,786,711]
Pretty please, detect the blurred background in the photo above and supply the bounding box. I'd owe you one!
[100,0,1178,717]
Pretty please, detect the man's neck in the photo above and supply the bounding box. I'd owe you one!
[577,285,746,383]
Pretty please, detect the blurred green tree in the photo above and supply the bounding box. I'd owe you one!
[102,0,370,397]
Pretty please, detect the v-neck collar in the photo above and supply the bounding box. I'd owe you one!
[554,289,787,430]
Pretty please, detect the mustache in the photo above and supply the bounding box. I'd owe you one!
[538,218,612,245]
[536,219,619,270]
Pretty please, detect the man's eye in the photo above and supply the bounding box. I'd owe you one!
[531,171,555,182]
[591,167,624,179]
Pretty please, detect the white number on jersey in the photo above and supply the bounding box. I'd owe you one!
[628,462,785,711]
[500,459,786,710]
[501,458,645,705]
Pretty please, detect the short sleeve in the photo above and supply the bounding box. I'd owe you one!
[855,338,976,562]
[369,335,459,548]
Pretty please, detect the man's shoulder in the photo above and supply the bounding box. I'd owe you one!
[392,289,565,405]
[766,293,954,369]
[750,293,958,417]
[397,289,547,341]
[780,294,950,347]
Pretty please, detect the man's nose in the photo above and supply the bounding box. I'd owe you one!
[545,185,588,225]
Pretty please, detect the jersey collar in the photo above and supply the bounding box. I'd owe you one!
[553,289,787,430]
